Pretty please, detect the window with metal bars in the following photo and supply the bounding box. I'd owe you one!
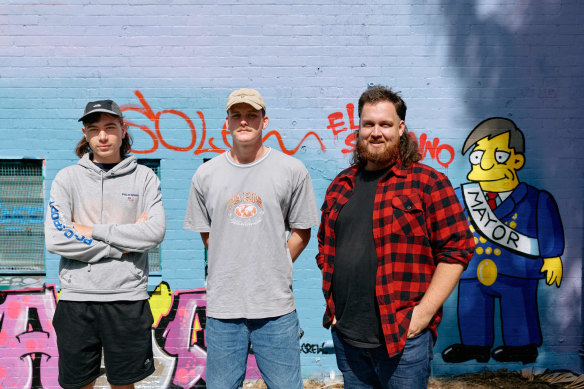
[137,159,161,273]
[0,159,45,272]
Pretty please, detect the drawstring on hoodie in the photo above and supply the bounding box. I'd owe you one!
[88,263,91,272]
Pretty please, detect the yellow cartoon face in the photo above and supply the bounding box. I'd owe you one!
[467,132,525,192]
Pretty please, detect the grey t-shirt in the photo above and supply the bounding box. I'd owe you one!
[184,148,319,319]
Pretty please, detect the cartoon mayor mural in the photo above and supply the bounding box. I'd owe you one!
[442,117,565,364]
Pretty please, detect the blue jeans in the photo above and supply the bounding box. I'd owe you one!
[206,310,303,389]
[332,327,433,389]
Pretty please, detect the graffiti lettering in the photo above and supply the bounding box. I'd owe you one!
[326,103,359,154]
[326,103,359,142]
[300,341,335,355]
[301,342,325,354]
[151,282,261,388]
[0,283,264,388]
[410,131,455,172]
[122,90,326,156]
[326,104,455,172]
[153,287,208,387]
[0,204,43,229]
[0,285,59,388]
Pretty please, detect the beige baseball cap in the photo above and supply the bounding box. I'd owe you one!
[226,88,266,112]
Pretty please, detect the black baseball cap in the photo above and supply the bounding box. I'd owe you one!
[78,100,123,122]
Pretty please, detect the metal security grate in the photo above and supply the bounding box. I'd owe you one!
[0,159,44,272]
[137,159,161,272]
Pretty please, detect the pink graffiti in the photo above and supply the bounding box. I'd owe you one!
[0,283,265,388]
[155,286,260,388]
[326,104,456,172]
[0,285,59,388]
[121,90,326,156]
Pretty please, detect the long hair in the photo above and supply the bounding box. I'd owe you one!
[75,112,133,159]
[351,85,421,168]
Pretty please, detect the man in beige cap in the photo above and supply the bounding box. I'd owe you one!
[185,89,319,388]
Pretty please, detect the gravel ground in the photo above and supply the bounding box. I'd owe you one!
[242,369,584,389]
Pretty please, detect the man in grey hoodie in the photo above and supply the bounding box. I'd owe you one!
[46,100,166,389]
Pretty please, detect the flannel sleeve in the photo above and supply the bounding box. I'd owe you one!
[427,174,475,267]
[316,199,328,270]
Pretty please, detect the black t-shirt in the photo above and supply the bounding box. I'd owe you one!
[93,161,118,172]
[332,166,390,348]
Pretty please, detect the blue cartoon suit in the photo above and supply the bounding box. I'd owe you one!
[456,183,564,348]
[442,117,565,364]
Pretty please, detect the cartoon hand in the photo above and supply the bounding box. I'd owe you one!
[540,256,563,287]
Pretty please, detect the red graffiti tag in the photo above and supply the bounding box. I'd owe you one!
[122,90,326,156]
[326,103,359,154]
[326,103,455,172]
[410,131,455,173]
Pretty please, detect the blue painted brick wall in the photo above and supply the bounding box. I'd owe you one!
[0,0,583,384]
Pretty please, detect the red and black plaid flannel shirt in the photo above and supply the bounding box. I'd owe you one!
[316,161,474,357]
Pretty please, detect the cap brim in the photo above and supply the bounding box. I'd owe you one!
[78,109,122,122]
[226,101,263,111]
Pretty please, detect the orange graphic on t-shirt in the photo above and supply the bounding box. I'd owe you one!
[229,192,263,210]
[235,204,258,218]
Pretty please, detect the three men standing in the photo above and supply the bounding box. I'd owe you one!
[47,88,473,388]
[46,100,166,388]
[317,86,475,387]
[184,89,319,388]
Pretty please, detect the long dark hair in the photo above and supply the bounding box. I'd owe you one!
[351,85,421,168]
[75,112,133,158]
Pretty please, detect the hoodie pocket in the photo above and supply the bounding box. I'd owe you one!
[61,255,147,292]
[58,258,74,285]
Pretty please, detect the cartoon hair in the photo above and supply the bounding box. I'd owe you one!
[462,117,525,155]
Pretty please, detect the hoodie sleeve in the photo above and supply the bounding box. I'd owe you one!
[45,171,123,263]
[91,171,166,252]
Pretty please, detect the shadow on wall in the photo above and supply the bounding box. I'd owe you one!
[438,0,584,367]
[439,0,580,116]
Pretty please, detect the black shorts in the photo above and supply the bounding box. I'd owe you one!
[53,300,155,388]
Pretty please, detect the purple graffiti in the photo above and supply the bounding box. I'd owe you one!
[155,287,260,388]
[0,285,59,388]
[0,283,265,388]
[156,288,207,387]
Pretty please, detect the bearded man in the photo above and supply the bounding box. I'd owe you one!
[316,85,475,388]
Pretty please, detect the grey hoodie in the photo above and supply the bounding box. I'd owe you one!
[46,154,166,301]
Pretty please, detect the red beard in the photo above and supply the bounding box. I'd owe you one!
[357,136,400,168]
